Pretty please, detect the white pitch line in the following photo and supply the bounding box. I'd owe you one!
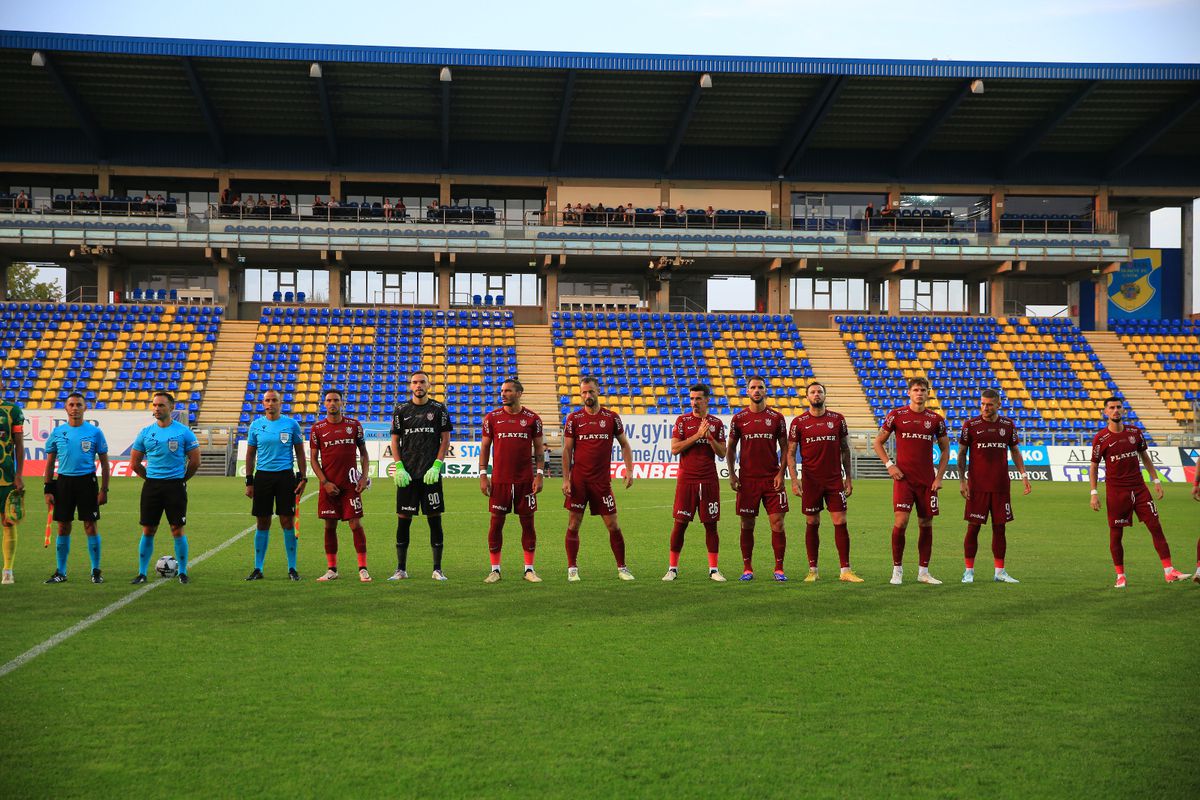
[0,491,318,680]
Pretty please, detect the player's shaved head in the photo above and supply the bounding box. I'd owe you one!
[579,377,600,409]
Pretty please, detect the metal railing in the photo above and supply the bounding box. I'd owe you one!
[1,199,183,218]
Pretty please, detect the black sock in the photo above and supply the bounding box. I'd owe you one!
[396,517,412,571]
[429,516,444,572]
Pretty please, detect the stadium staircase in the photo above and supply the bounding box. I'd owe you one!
[514,324,562,443]
[195,320,260,426]
[1082,331,1183,439]
[797,329,877,431]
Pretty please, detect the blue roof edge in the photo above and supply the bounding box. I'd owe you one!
[3,30,1200,80]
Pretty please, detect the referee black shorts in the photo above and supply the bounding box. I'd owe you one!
[53,474,101,523]
[396,479,445,516]
[140,478,188,528]
[252,470,298,518]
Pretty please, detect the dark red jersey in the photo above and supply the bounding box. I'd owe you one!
[672,413,725,483]
[881,406,947,487]
[309,416,365,488]
[958,415,1019,492]
[1091,426,1148,489]
[482,406,543,483]
[563,407,623,484]
[729,407,787,480]
[789,410,849,485]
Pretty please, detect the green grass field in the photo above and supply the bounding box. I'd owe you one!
[2,477,1197,798]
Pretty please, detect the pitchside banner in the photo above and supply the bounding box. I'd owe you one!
[19,409,152,477]
[1046,445,1188,483]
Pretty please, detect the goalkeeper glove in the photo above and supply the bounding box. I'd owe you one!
[393,461,412,488]
[423,460,444,485]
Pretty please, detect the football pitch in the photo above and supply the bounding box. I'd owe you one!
[1,478,1197,798]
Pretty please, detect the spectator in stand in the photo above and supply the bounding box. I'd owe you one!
[427,200,440,220]
[595,202,607,224]
[219,188,231,207]
[328,196,340,208]
[15,190,30,210]
[623,203,635,225]
[256,194,267,208]
[677,204,688,225]
[241,195,255,213]
[383,198,393,221]
[87,190,98,202]
[705,205,716,226]
[652,204,666,221]
[279,195,291,212]
[268,195,279,208]
[395,199,406,220]
[864,202,875,221]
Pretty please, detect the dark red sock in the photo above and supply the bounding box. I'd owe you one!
[352,527,367,569]
[891,526,906,566]
[740,524,754,572]
[565,526,580,568]
[704,521,719,569]
[805,522,820,568]
[324,530,338,568]
[917,524,933,568]
[991,523,1007,568]
[609,527,626,568]
[964,523,981,568]
[834,523,850,569]
[669,520,686,567]
[1109,527,1125,570]
[1145,519,1172,565]
[488,513,505,567]
[519,515,536,567]
[771,526,786,572]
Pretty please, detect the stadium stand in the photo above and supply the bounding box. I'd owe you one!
[998,213,1095,234]
[0,194,182,216]
[551,312,814,418]
[837,315,1152,442]
[558,206,769,229]
[238,307,517,437]
[536,231,837,244]
[0,302,221,423]
[1112,319,1200,426]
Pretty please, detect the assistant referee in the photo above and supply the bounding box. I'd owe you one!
[244,389,308,581]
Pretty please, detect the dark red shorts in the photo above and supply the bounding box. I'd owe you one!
[1106,483,1158,528]
[893,480,939,518]
[674,480,720,523]
[564,480,616,516]
[736,477,789,516]
[963,490,1013,524]
[490,481,537,516]
[317,484,363,520]
[801,479,847,516]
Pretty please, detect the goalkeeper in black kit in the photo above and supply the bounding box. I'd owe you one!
[389,371,453,581]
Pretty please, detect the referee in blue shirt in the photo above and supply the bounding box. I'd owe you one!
[129,391,200,584]
[244,389,307,581]
[42,391,110,584]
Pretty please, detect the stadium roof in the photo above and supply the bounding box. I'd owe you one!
[2,30,1199,187]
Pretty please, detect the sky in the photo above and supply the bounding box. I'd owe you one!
[3,0,1198,307]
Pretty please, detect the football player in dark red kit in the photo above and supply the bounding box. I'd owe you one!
[309,389,372,582]
[1088,396,1191,588]
[787,382,862,583]
[873,376,949,585]
[664,384,727,582]
[479,378,544,583]
[957,389,1032,584]
[561,377,636,582]
[725,376,788,581]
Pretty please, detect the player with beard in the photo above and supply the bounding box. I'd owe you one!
[663,384,728,582]
[1088,396,1191,587]
[310,390,372,582]
[560,377,636,581]
[479,378,544,583]
[725,376,788,581]
[389,371,453,581]
[787,382,861,583]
